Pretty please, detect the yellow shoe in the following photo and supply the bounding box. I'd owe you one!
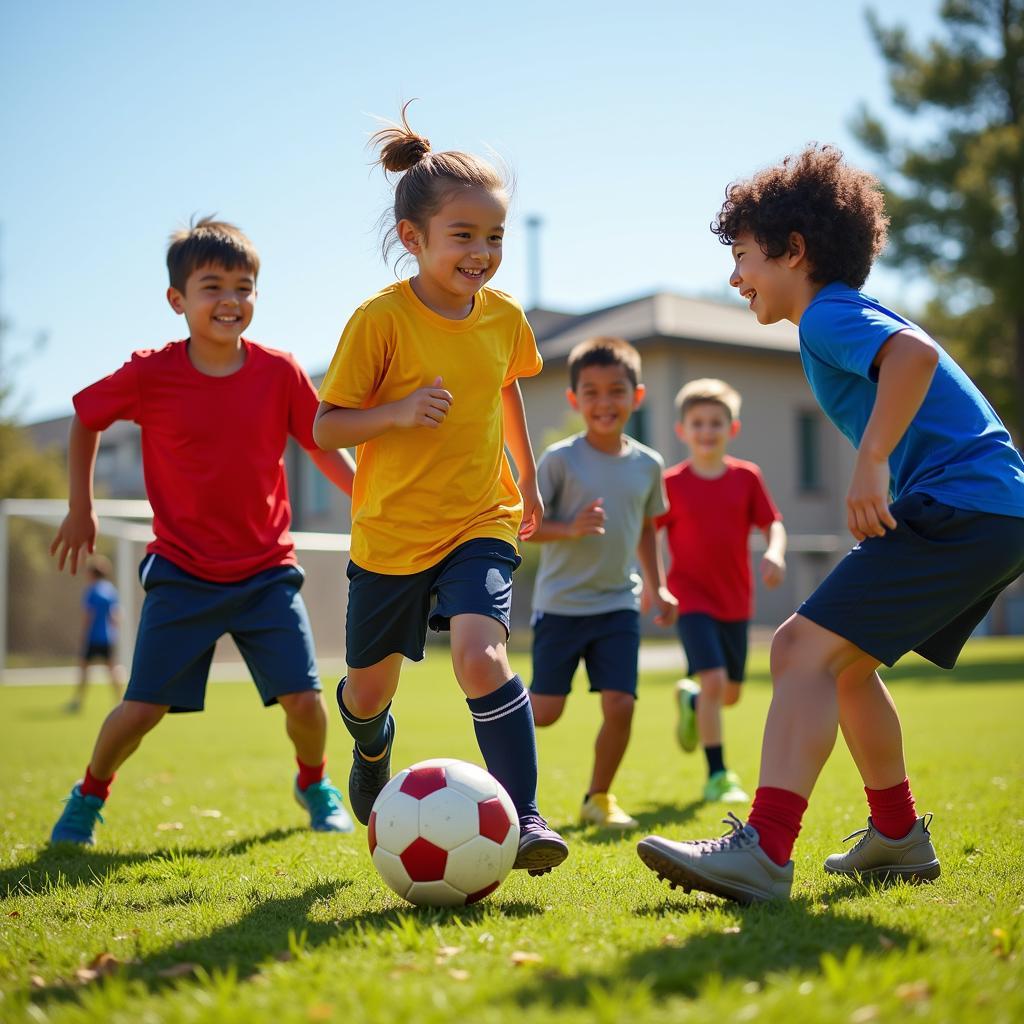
[581,792,639,829]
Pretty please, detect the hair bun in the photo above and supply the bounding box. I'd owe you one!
[379,132,431,173]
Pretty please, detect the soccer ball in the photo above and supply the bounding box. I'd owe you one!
[368,758,520,906]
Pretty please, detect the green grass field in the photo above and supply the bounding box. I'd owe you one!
[2,638,1022,1023]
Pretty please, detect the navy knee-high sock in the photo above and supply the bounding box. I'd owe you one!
[336,678,392,757]
[466,675,539,818]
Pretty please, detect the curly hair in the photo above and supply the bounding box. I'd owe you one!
[711,145,888,289]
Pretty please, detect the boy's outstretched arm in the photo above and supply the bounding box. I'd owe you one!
[501,381,543,540]
[637,518,677,627]
[848,329,939,541]
[50,415,101,575]
[760,520,787,588]
[306,446,356,497]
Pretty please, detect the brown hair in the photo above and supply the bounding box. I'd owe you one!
[675,378,741,422]
[567,336,642,391]
[166,217,260,293]
[370,102,509,266]
[711,145,888,289]
[87,554,113,580]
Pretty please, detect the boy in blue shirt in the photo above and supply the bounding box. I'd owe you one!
[638,144,1024,903]
[66,555,125,713]
[528,337,676,829]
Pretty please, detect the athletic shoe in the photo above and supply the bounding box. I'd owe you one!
[514,815,569,876]
[674,678,700,752]
[703,769,749,804]
[581,792,638,829]
[637,812,794,904]
[50,784,105,845]
[824,813,940,882]
[348,716,395,826]
[293,776,354,833]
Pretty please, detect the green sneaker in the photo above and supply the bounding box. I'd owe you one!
[824,814,940,882]
[294,777,355,833]
[674,678,700,752]
[637,813,794,904]
[50,784,105,845]
[703,770,749,804]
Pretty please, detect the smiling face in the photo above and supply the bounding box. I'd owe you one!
[569,363,644,444]
[675,400,738,465]
[399,186,507,318]
[167,262,256,347]
[728,229,807,325]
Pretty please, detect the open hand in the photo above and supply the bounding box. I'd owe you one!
[847,452,897,541]
[518,476,544,540]
[760,553,786,589]
[50,507,98,575]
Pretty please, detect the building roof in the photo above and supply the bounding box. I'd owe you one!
[528,291,799,361]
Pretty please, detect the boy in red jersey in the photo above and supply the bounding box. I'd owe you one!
[658,379,787,804]
[49,218,357,845]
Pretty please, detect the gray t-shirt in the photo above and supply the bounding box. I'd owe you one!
[532,433,667,615]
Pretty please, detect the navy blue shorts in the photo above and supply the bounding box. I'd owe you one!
[82,642,113,662]
[800,493,1024,669]
[345,538,521,668]
[125,554,321,712]
[675,613,749,682]
[530,609,641,698]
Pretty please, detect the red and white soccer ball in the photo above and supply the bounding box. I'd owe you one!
[368,758,520,906]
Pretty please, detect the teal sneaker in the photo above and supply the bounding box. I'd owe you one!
[50,784,105,845]
[294,777,355,833]
[675,678,700,752]
[703,770,749,804]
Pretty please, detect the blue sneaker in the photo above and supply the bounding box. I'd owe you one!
[294,777,354,833]
[50,784,105,845]
[348,716,395,826]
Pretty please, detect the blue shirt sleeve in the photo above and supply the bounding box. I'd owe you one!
[801,297,910,381]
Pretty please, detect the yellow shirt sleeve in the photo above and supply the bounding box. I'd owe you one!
[319,308,390,409]
[503,311,543,386]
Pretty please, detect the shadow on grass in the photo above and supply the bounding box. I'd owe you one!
[1,827,305,895]
[559,801,704,844]
[886,652,1024,687]
[514,895,916,1008]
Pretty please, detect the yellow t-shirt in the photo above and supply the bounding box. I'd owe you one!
[319,279,543,574]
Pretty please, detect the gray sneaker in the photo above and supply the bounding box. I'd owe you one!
[824,813,940,882]
[637,812,794,904]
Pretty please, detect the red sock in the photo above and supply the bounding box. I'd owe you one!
[81,766,114,801]
[747,786,808,866]
[297,757,326,791]
[865,778,917,839]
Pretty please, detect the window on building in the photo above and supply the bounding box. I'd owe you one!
[626,406,648,445]
[797,411,822,492]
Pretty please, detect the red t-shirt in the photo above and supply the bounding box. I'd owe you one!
[74,339,320,582]
[656,456,781,621]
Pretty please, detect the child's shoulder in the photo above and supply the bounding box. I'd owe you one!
[624,435,665,469]
[801,283,917,341]
[353,280,406,317]
[541,432,584,461]
[479,286,525,314]
[724,454,764,478]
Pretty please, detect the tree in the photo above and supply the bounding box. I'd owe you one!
[853,0,1024,439]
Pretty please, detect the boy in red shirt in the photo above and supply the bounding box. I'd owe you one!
[49,218,356,844]
[658,379,787,803]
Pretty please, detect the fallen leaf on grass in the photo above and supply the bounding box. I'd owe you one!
[877,934,895,950]
[274,951,293,962]
[157,822,184,831]
[510,951,543,966]
[723,926,742,934]
[895,980,931,1003]
[8,911,21,918]
[74,952,126,984]
[435,946,462,962]
[157,962,200,979]
[30,975,46,989]
[307,1004,334,1021]
[449,969,470,981]
[849,1007,880,1023]
[660,934,679,946]
[198,809,222,818]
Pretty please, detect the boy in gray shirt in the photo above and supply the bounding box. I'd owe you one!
[528,337,677,828]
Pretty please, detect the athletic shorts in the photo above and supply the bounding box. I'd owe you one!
[345,538,520,668]
[82,642,113,662]
[799,493,1024,669]
[675,613,749,682]
[124,553,320,712]
[529,608,641,698]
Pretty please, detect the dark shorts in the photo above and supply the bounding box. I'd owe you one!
[799,493,1024,669]
[530,609,641,698]
[82,642,113,662]
[675,613,749,682]
[125,554,321,713]
[345,538,521,668]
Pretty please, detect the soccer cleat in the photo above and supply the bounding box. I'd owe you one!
[703,769,749,804]
[348,716,395,826]
[824,813,940,882]
[514,814,569,876]
[637,813,794,904]
[294,776,355,833]
[50,784,105,845]
[581,792,638,829]
[674,678,700,752]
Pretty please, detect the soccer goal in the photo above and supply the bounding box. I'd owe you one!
[0,498,351,680]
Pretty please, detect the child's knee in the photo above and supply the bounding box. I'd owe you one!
[451,641,509,691]
[530,692,565,727]
[696,668,728,702]
[723,682,743,707]
[601,690,635,724]
[279,689,324,722]
[119,700,167,734]
[769,616,803,677]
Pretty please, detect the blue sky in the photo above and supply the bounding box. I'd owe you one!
[1,1,943,422]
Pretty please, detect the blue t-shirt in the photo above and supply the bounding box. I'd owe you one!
[83,580,118,645]
[799,283,1024,518]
